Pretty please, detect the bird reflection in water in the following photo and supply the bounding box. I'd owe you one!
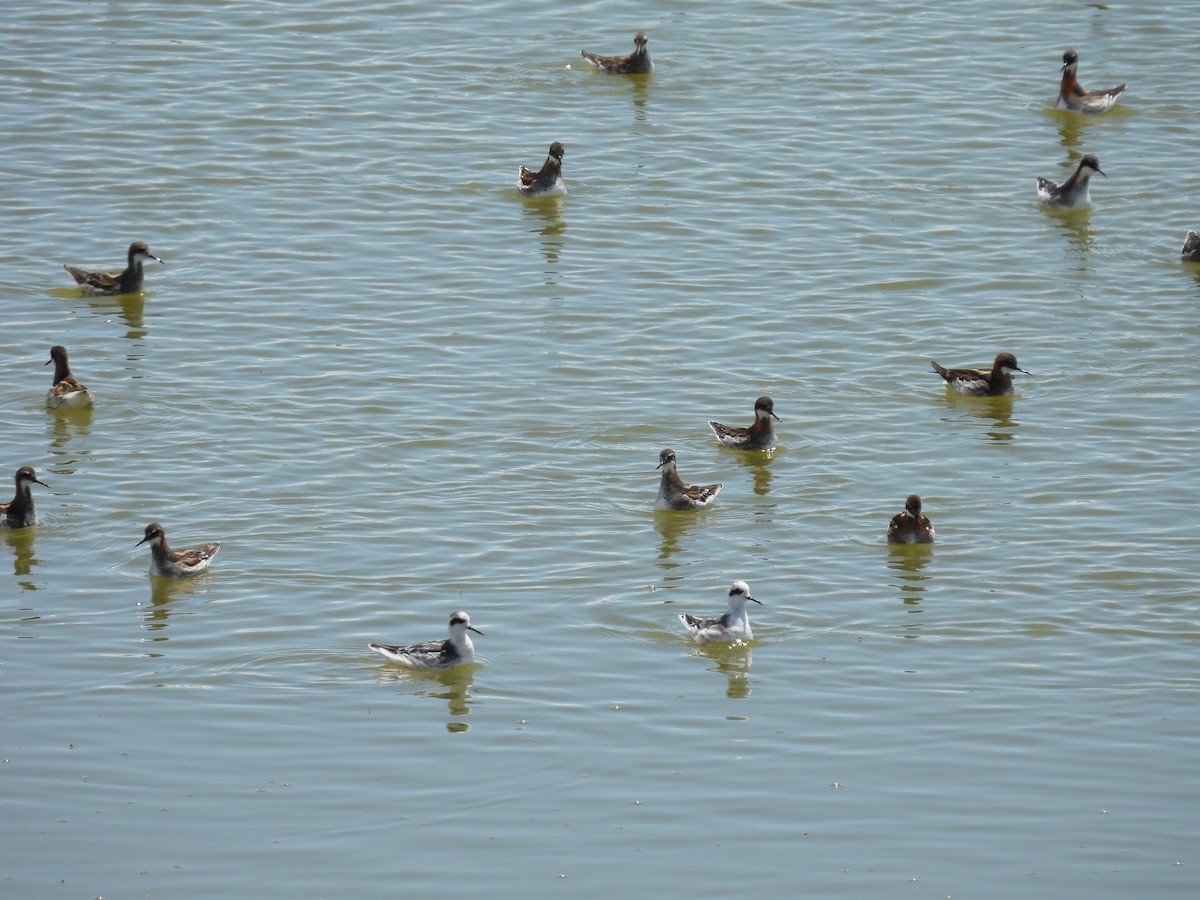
[579,56,653,120]
[887,541,934,616]
[51,283,149,341]
[521,195,567,276]
[374,663,477,731]
[731,448,776,497]
[653,508,709,568]
[1052,109,1085,150]
[4,526,40,585]
[47,405,93,465]
[141,575,209,637]
[938,393,1018,443]
[690,642,754,699]
[1045,202,1099,260]
[630,75,650,120]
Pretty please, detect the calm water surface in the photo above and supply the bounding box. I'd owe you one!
[2,1,1199,897]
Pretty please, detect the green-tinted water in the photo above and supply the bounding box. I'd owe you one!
[2,1,1198,896]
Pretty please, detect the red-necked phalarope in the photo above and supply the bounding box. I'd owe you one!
[931,352,1029,396]
[709,395,780,450]
[1,466,48,529]
[1056,49,1126,114]
[369,611,483,670]
[1182,231,1200,263]
[887,494,935,544]
[63,241,164,296]
[580,31,654,74]
[518,142,567,197]
[655,448,722,510]
[679,581,761,643]
[137,522,220,577]
[45,345,94,409]
[1036,154,1106,209]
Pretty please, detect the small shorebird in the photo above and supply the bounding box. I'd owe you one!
[679,581,761,643]
[1036,154,1106,209]
[1,466,48,529]
[1056,49,1126,114]
[518,142,567,197]
[1181,231,1200,263]
[709,395,780,450]
[45,345,94,409]
[63,241,164,295]
[886,494,935,544]
[580,31,654,74]
[655,448,722,510]
[931,352,1030,396]
[137,522,220,577]
[369,611,483,670]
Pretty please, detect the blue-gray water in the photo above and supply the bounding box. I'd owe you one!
[2,1,1198,897]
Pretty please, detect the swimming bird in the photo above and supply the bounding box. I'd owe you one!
[45,345,94,409]
[580,31,654,74]
[931,352,1030,396]
[137,522,220,577]
[655,448,722,510]
[518,142,567,197]
[62,241,164,295]
[679,581,761,643]
[369,611,483,670]
[1,466,48,529]
[886,494,935,544]
[1181,231,1200,263]
[709,395,780,450]
[1056,49,1126,114]
[1036,154,1106,209]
